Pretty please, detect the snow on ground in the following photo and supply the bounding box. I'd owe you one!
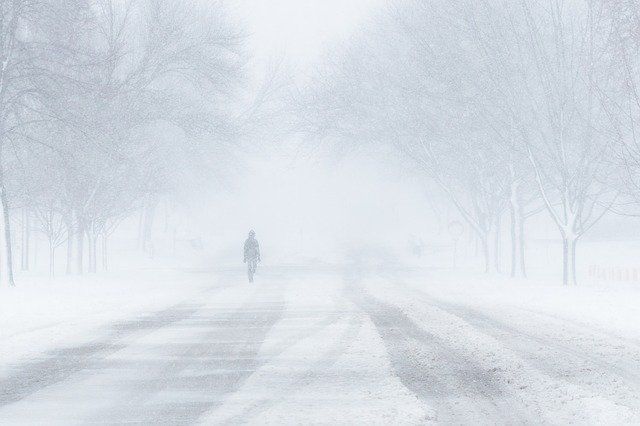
[0,268,432,425]
[0,266,224,372]
[199,274,431,425]
[406,268,640,342]
[1,263,640,424]
[361,267,640,424]
[0,282,256,424]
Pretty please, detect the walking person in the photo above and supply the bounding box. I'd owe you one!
[243,230,260,282]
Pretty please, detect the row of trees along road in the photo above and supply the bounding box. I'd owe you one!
[299,0,640,285]
[0,0,247,284]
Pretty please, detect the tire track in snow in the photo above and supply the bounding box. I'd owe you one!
[0,273,239,407]
[0,299,208,407]
[220,315,363,425]
[91,282,286,424]
[196,286,357,423]
[345,278,526,425]
[405,287,640,417]
[436,301,640,381]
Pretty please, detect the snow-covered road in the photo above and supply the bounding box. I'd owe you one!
[1,267,639,424]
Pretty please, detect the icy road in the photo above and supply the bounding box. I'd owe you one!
[1,268,640,424]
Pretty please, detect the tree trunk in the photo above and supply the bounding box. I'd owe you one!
[562,236,578,286]
[86,231,93,273]
[21,207,29,271]
[49,239,55,278]
[509,185,525,279]
[76,216,84,274]
[65,217,74,275]
[91,239,96,272]
[509,205,517,278]
[101,234,108,271]
[494,214,501,273]
[519,216,527,278]
[480,233,497,273]
[507,175,529,279]
[570,238,578,286]
[33,233,38,269]
[85,226,98,273]
[0,181,15,286]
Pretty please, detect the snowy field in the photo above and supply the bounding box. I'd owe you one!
[1,265,639,424]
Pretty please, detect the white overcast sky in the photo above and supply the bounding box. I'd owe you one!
[230,0,383,69]
[199,1,436,258]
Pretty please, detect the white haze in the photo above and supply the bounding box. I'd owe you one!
[192,0,400,263]
[2,1,640,424]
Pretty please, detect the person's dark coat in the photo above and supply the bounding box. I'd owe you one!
[244,237,260,262]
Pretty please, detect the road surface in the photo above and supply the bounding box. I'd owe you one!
[1,267,639,424]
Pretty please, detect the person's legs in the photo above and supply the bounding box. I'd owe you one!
[247,260,254,282]
[247,259,257,282]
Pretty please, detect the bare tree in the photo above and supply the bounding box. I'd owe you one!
[0,0,94,285]
[597,1,640,212]
[514,0,618,285]
[299,1,517,273]
[300,0,621,285]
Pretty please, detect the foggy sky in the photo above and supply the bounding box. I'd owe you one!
[201,0,434,260]
[232,0,382,68]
